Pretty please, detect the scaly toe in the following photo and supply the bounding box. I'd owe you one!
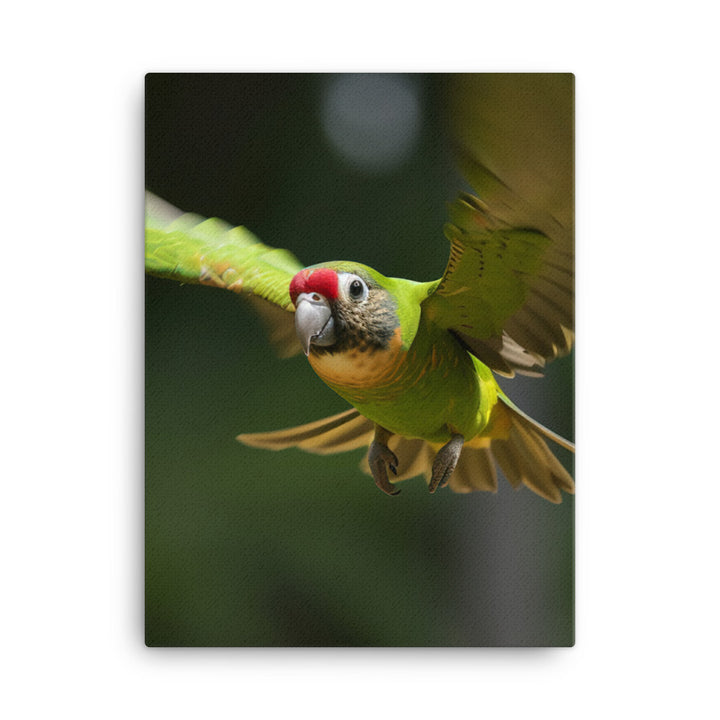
[368,441,400,496]
[429,433,464,493]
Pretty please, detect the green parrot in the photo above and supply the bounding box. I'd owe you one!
[145,73,574,502]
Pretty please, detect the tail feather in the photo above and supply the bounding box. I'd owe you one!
[501,395,575,452]
[449,446,498,494]
[504,426,564,503]
[489,441,524,489]
[384,437,430,482]
[237,399,574,502]
[492,400,575,503]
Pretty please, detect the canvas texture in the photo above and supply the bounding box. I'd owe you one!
[145,73,575,647]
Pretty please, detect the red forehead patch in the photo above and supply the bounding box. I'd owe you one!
[289,268,339,305]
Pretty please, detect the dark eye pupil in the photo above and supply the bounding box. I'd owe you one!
[349,280,364,299]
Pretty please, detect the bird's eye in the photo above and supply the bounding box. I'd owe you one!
[348,277,367,301]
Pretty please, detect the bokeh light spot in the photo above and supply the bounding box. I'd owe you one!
[321,74,421,173]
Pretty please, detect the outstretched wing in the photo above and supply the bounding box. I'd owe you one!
[146,191,303,308]
[422,194,573,376]
[422,74,574,377]
[146,191,303,355]
[238,408,375,455]
[448,73,573,244]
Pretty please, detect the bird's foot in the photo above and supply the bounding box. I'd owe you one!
[429,433,465,493]
[368,441,400,496]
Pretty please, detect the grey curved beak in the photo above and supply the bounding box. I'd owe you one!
[294,293,336,356]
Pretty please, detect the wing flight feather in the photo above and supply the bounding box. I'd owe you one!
[145,191,303,311]
[423,74,574,376]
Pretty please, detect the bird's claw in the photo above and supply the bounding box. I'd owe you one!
[429,433,464,493]
[368,441,400,496]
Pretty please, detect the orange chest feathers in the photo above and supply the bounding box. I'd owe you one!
[308,327,405,390]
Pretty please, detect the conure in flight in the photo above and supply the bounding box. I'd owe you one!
[145,74,575,502]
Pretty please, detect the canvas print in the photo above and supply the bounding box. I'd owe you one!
[145,73,575,646]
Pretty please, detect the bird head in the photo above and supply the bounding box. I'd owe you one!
[289,263,400,357]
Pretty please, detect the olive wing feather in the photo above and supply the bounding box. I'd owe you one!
[422,74,574,376]
[422,194,573,376]
[448,73,573,244]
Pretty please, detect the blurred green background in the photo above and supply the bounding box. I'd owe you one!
[145,73,574,646]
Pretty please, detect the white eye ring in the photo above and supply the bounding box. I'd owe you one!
[342,274,369,302]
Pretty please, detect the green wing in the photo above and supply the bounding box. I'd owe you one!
[448,73,573,244]
[146,191,305,356]
[146,191,303,310]
[422,74,574,377]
